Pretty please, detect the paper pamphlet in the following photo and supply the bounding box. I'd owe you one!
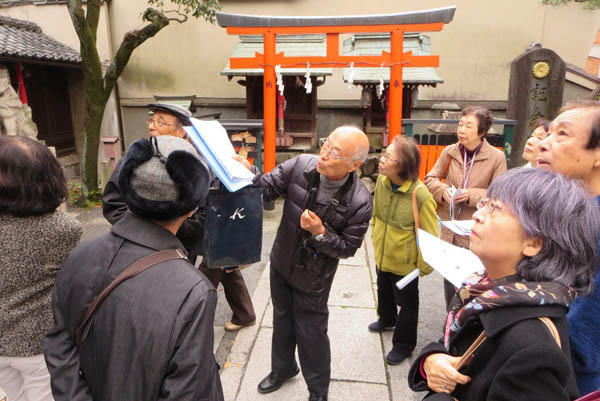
[184,118,254,192]
[417,229,485,288]
[395,268,420,290]
[448,186,463,220]
[442,220,475,236]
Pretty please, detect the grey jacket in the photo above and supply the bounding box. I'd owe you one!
[255,154,372,294]
[0,211,82,357]
[44,213,223,401]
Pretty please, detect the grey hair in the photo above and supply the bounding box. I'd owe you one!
[353,145,369,163]
[486,168,599,294]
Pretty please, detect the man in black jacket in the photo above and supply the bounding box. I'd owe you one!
[253,126,372,401]
[102,103,256,331]
[45,136,224,401]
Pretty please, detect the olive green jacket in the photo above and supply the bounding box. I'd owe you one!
[371,176,439,276]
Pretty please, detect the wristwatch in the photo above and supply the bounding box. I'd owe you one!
[314,233,326,241]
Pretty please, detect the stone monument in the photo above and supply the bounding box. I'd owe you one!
[0,65,38,138]
[506,47,565,168]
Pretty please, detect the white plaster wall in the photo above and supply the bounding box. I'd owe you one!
[106,0,600,103]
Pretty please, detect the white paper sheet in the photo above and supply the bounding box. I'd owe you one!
[417,229,485,288]
[395,268,419,290]
[442,220,475,236]
[184,119,254,192]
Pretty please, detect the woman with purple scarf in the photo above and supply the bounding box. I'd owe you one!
[408,168,599,401]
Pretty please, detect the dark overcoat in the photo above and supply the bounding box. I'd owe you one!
[256,154,373,294]
[44,213,223,401]
[408,304,580,401]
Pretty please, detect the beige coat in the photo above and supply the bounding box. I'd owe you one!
[424,139,507,248]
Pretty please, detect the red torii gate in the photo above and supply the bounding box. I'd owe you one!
[217,7,455,172]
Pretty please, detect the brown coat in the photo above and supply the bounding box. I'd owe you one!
[424,139,507,248]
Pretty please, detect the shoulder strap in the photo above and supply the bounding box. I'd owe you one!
[456,330,487,371]
[455,316,561,372]
[538,317,561,349]
[412,183,426,235]
[75,249,187,346]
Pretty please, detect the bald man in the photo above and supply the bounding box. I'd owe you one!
[253,127,373,401]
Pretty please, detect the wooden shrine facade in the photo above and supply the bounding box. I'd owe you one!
[217,7,455,172]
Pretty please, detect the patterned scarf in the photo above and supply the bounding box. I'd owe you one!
[443,273,576,349]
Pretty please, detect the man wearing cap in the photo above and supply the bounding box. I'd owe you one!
[102,103,256,332]
[45,136,224,401]
[252,126,372,401]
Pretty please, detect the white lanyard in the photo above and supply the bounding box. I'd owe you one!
[462,145,480,188]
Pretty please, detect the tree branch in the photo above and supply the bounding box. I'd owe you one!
[66,0,103,91]
[102,7,171,100]
[164,9,188,23]
[85,0,102,43]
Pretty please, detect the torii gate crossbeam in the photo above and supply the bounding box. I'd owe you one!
[217,7,455,172]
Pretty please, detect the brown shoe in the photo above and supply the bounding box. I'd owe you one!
[224,320,256,332]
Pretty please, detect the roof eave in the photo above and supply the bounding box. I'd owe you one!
[217,6,456,28]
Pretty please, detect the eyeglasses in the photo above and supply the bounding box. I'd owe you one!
[476,198,503,215]
[319,138,348,160]
[146,119,176,128]
[380,149,398,162]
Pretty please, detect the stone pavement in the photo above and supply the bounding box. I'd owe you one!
[73,200,447,401]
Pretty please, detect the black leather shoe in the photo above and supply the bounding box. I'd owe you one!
[257,366,300,394]
[385,349,411,365]
[368,320,395,333]
[308,394,327,401]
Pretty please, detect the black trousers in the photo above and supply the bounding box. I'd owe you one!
[270,268,330,396]
[200,264,256,325]
[376,268,419,356]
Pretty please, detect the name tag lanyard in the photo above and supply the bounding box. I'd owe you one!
[462,146,479,189]
[452,145,480,220]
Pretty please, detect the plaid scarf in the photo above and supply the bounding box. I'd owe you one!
[444,273,576,349]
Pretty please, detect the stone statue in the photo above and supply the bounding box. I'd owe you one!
[0,65,37,138]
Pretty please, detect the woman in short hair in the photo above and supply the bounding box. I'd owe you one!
[522,119,550,168]
[369,135,439,365]
[0,136,82,401]
[424,105,507,307]
[408,168,598,401]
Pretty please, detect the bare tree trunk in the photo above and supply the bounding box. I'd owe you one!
[66,0,174,201]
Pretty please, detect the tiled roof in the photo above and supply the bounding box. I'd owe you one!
[0,15,81,64]
[342,33,443,86]
[221,34,333,77]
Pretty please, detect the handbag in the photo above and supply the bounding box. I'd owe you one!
[203,185,263,268]
[75,249,187,346]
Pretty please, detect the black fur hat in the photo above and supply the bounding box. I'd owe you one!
[118,136,210,220]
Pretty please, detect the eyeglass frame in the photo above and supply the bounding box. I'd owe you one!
[476,197,504,215]
[146,118,178,128]
[318,138,355,161]
[380,148,399,163]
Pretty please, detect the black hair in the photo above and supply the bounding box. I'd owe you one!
[0,136,68,216]
[461,105,493,137]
